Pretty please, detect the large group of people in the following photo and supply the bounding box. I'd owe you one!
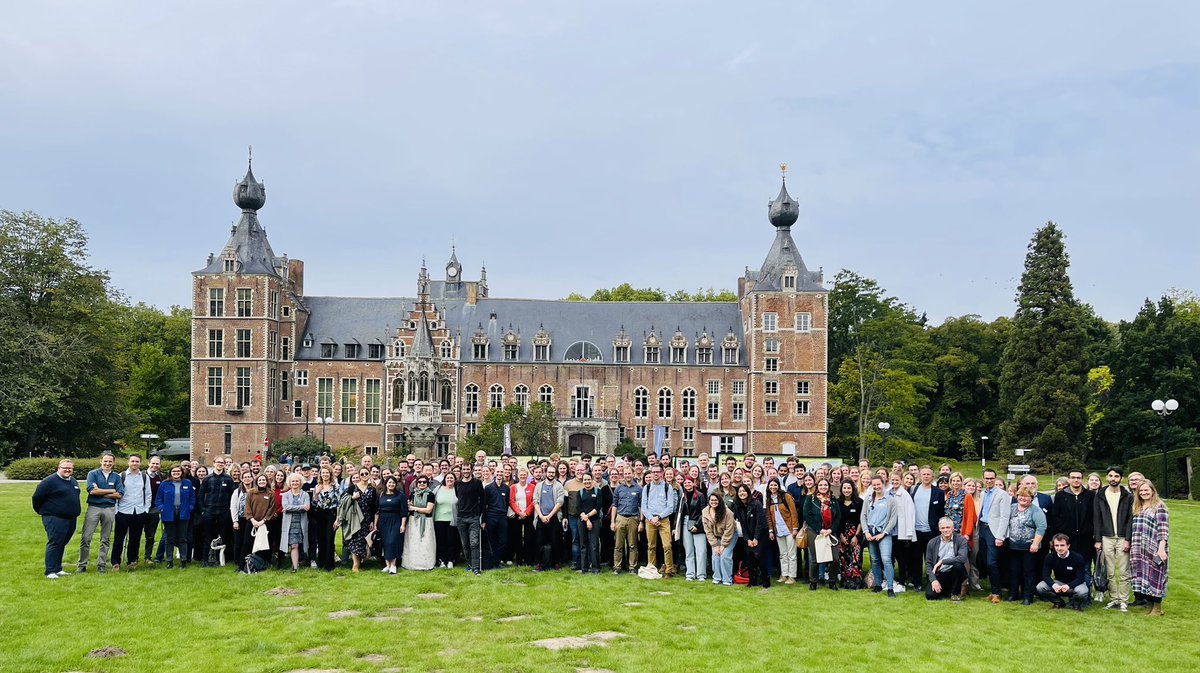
[32,450,1171,614]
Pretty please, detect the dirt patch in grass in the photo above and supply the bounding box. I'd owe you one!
[86,647,126,659]
[459,616,483,622]
[278,606,305,612]
[387,607,414,613]
[327,610,361,619]
[265,587,302,597]
[364,616,398,623]
[622,602,644,607]
[357,654,388,664]
[496,614,530,623]
[531,632,626,651]
[677,625,697,632]
[417,592,447,600]
[298,648,325,657]
[648,591,671,596]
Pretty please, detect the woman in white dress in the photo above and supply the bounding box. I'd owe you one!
[402,475,437,570]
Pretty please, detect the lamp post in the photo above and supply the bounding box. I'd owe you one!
[139,433,160,458]
[980,435,989,468]
[1151,399,1179,497]
[877,421,891,465]
[316,417,334,452]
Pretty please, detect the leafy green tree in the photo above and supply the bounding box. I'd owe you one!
[921,315,1009,457]
[271,435,328,461]
[460,403,560,457]
[1092,297,1200,462]
[0,211,127,461]
[997,222,1090,471]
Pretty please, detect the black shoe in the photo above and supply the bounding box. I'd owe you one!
[1051,600,1065,609]
[1022,598,1033,606]
[828,580,839,591]
[166,561,174,569]
[872,586,883,593]
[1006,596,1020,603]
[887,589,895,598]
[809,581,817,591]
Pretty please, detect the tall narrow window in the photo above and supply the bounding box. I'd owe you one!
[207,329,223,357]
[419,372,430,402]
[514,384,529,411]
[268,331,277,359]
[223,425,232,455]
[293,400,303,418]
[657,387,673,419]
[268,291,279,318]
[464,384,479,416]
[341,378,358,422]
[236,329,251,358]
[633,387,648,418]
[762,312,778,333]
[723,346,738,365]
[364,379,381,423]
[731,401,745,421]
[280,371,290,401]
[489,384,504,409]
[208,288,224,317]
[440,384,452,411]
[207,367,222,406]
[707,401,720,421]
[441,340,453,358]
[237,288,252,317]
[534,344,549,361]
[681,388,696,419]
[538,385,553,406]
[235,367,251,408]
[316,378,333,419]
[281,337,290,360]
[572,386,592,419]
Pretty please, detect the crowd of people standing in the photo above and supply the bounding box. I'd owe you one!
[32,449,1171,614]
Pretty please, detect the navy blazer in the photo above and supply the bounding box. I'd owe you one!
[910,484,945,533]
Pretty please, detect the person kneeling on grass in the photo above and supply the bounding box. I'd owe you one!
[924,517,968,601]
[1037,533,1089,611]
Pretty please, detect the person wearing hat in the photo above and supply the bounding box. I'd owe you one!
[298,463,317,565]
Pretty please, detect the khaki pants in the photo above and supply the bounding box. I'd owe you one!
[645,518,675,574]
[1101,536,1131,603]
[78,506,115,571]
[776,534,798,579]
[613,515,639,570]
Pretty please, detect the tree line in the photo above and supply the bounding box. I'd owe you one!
[2,211,1195,471]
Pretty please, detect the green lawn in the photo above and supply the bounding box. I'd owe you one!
[3,483,1198,673]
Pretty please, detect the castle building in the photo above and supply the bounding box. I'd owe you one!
[190,161,828,461]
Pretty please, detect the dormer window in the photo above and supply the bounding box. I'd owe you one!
[670,345,685,364]
[473,342,488,360]
[783,274,796,290]
[697,347,713,365]
[368,343,384,359]
[345,343,361,359]
[441,340,453,359]
[504,343,518,361]
[645,346,660,364]
[224,259,236,273]
[321,343,336,359]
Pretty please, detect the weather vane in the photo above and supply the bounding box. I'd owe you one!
[779,162,788,175]
[248,145,253,169]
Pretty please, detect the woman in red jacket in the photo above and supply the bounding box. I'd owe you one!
[509,467,536,566]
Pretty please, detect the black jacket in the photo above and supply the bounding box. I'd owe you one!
[455,478,485,518]
[197,473,235,516]
[1093,486,1133,542]
[678,488,706,533]
[734,500,768,543]
[1052,488,1094,547]
[909,484,946,534]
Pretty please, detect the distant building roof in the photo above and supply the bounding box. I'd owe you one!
[295,296,745,365]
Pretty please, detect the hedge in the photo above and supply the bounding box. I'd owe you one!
[1127,447,1199,500]
[5,457,179,481]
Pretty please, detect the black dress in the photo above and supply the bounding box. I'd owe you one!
[377,492,408,562]
[734,499,771,588]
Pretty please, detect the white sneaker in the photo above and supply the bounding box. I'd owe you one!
[447,562,454,569]
[55,570,71,577]
[310,561,317,569]
[381,567,389,573]
[45,573,59,579]
[389,567,397,575]
[1119,602,1128,613]
[1105,600,1120,610]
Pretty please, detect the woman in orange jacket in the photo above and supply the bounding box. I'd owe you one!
[509,467,537,566]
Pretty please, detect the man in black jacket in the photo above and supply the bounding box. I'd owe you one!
[196,457,235,567]
[480,466,508,571]
[455,464,485,576]
[32,460,82,579]
[1052,469,1094,563]
[1094,467,1133,612]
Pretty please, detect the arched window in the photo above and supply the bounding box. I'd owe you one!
[489,384,504,410]
[419,372,430,402]
[440,382,452,411]
[538,384,553,406]
[407,371,416,400]
[391,378,404,409]
[633,387,648,418]
[681,388,696,420]
[464,383,479,416]
[564,340,603,362]
[394,339,405,357]
[658,387,673,419]
[514,384,529,411]
[441,340,453,359]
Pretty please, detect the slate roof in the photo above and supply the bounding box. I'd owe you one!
[753,179,825,293]
[194,165,284,277]
[295,296,746,365]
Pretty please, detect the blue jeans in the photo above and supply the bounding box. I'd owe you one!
[868,534,894,590]
[43,515,76,575]
[980,525,1003,595]
[710,529,739,584]
[567,517,581,568]
[683,526,708,580]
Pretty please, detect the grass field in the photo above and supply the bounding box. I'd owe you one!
[2,483,1197,673]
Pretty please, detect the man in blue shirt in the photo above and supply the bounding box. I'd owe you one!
[641,465,678,578]
[610,465,642,573]
[77,452,123,573]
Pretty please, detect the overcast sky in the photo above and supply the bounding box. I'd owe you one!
[3,1,1197,323]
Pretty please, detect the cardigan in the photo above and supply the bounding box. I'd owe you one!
[243,487,277,523]
[279,490,311,552]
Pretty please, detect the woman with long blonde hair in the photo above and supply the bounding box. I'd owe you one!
[1130,479,1169,615]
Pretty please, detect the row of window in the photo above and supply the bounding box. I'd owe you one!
[467,340,741,365]
[760,312,813,333]
[207,329,290,360]
[321,342,386,360]
[207,288,289,319]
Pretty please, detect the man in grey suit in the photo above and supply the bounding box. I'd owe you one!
[978,469,1013,603]
[925,517,969,601]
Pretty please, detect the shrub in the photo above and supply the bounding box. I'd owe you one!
[1127,447,1199,500]
[6,457,178,481]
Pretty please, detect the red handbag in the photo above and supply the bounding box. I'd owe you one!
[732,562,751,585]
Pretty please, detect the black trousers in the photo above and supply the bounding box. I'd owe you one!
[112,511,148,567]
[485,514,507,569]
[914,531,938,586]
[536,519,560,568]
[232,517,252,569]
[141,511,160,562]
[1008,547,1039,599]
[925,564,966,600]
[198,511,233,565]
[162,519,190,562]
[310,508,337,570]
[434,521,459,565]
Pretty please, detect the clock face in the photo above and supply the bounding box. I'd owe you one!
[447,267,458,278]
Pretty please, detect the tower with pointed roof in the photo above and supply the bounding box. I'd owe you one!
[735,165,829,457]
[191,152,308,460]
